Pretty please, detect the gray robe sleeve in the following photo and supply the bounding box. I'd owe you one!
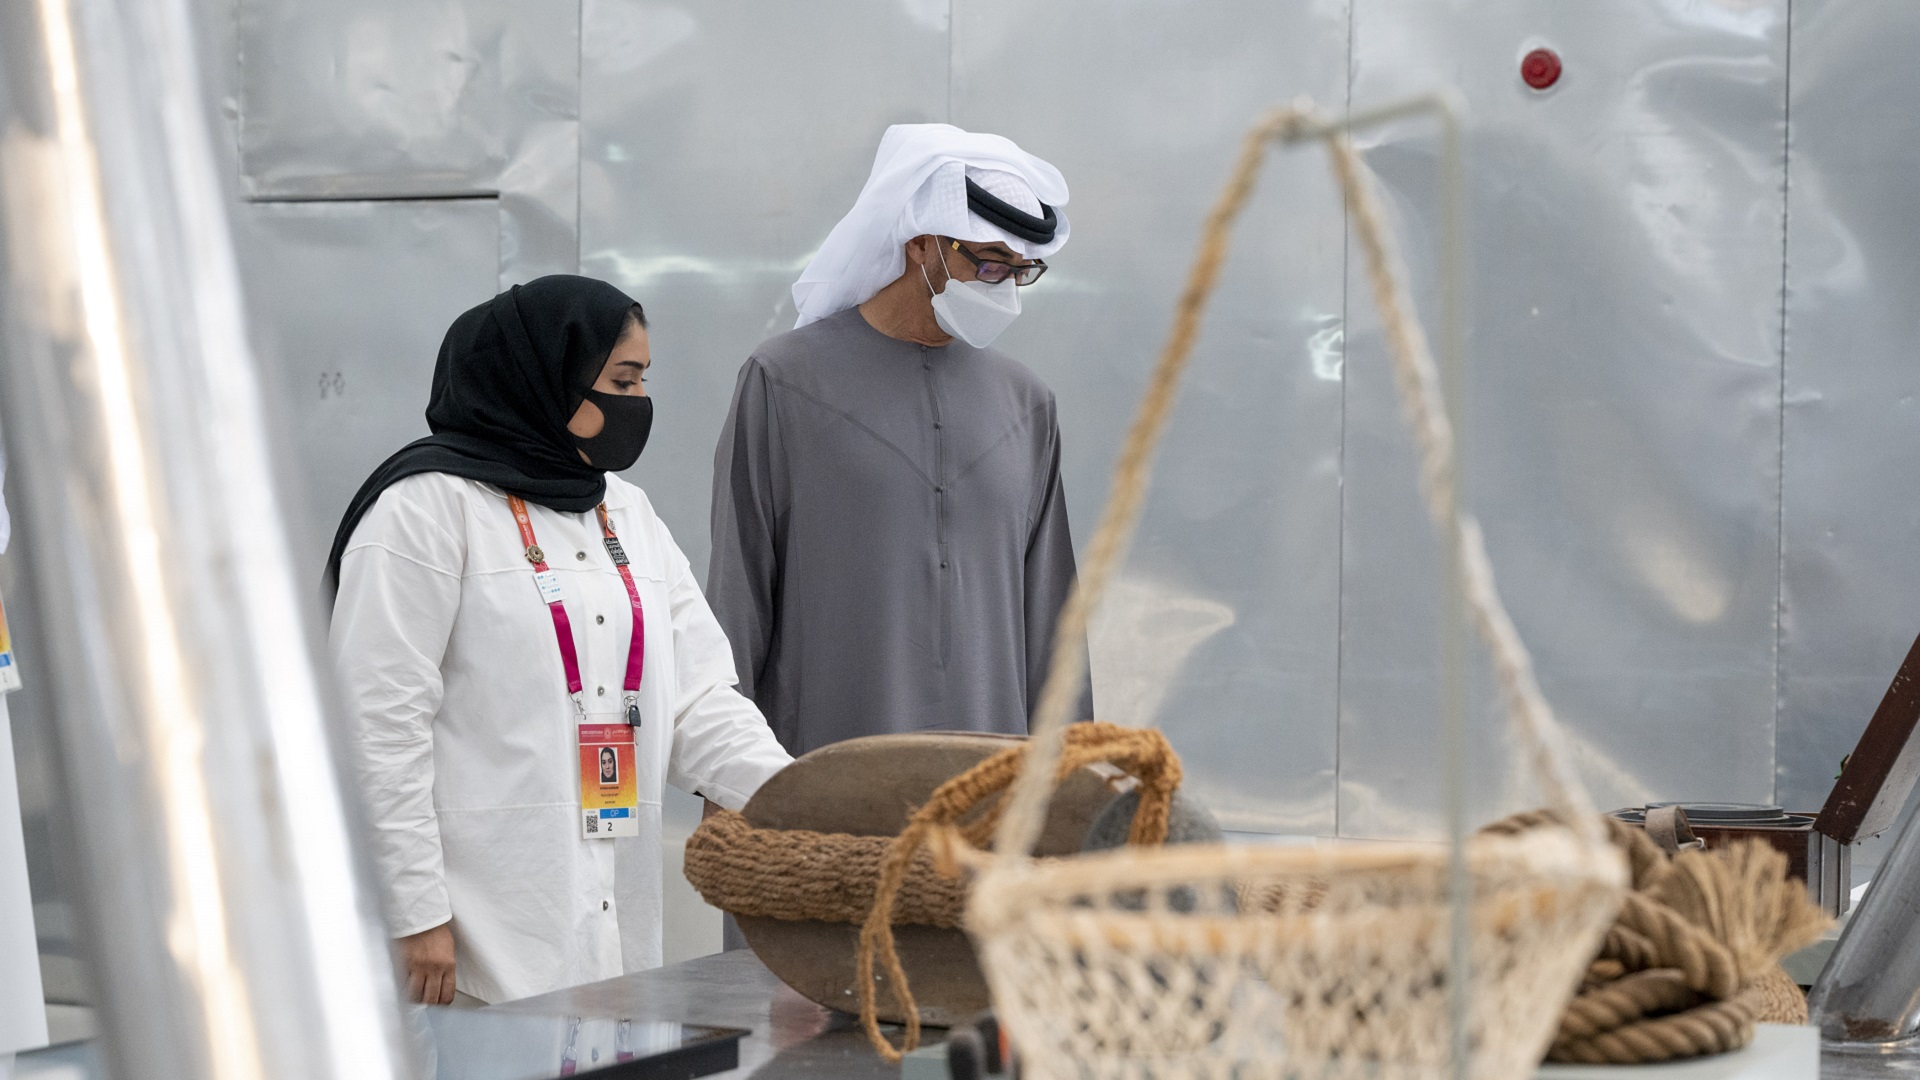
[1024,403,1097,724]
[707,358,785,710]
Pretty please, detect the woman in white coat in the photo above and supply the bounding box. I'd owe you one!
[326,275,792,1006]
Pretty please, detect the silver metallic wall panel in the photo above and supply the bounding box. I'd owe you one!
[236,0,512,197]
[1779,1,1920,823]
[495,0,580,284]
[234,199,500,567]
[577,0,950,567]
[1339,0,1788,837]
[236,0,577,285]
[951,0,1351,833]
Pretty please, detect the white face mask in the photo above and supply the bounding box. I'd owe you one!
[921,247,1021,348]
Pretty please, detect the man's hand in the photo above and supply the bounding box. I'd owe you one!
[398,922,457,1005]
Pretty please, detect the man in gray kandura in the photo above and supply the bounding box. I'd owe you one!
[708,123,1090,755]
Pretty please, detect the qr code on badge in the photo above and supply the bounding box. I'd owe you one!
[584,813,599,835]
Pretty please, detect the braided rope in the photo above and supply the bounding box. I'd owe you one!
[683,810,967,927]
[1582,958,1628,990]
[1596,924,1663,975]
[1613,891,1742,999]
[1548,982,1760,1064]
[1556,969,1698,1039]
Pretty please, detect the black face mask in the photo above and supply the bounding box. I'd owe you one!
[571,390,653,472]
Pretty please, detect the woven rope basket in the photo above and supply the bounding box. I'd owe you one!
[967,833,1622,1080]
[960,99,1628,1080]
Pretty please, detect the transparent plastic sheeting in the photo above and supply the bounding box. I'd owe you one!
[85,0,1920,847]
[0,0,408,1072]
[943,3,1353,833]
[574,0,1790,838]
[1335,0,1788,836]
[1779,0,1920,818]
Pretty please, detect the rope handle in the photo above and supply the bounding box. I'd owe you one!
[991,101,1604,868]
[856,724,1178,1062]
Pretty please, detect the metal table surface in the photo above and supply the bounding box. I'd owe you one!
[12,952,910,1080]
[12,955,1834,1079]
[485,949,910,1080]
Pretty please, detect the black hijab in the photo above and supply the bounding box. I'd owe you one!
[324,274,640,593]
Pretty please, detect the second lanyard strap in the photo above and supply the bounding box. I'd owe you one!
[508,495,645,725]
[596,503,646,726]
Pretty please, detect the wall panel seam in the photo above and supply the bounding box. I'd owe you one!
[246,194,500,205]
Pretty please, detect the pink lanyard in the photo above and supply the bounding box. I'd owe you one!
[509,495,645,726]
[595,502,647,723]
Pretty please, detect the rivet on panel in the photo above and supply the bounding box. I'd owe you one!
[1521,47,1562,91]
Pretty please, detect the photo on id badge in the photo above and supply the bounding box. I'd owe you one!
[579,724,638,837]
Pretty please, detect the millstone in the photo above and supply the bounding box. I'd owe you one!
[734,731,1129,1026]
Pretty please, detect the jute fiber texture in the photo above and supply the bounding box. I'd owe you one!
[957,99,1626,1080]
[1484,811,1829,1064]
[684,809,968,928]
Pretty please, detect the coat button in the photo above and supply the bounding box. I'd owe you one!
[597,686,606,696]
[576,551,587,561]
[596,615,605,624]
[602,900,610,911]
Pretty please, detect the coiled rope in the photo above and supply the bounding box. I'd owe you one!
[1482,811,1828,1063]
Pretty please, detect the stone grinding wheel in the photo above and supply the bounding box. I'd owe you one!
[734,731,1131,1026]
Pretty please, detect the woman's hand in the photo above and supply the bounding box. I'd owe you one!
[398,922,457,1005]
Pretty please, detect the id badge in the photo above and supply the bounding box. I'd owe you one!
[578,723,638,839]
[0,588,20,694]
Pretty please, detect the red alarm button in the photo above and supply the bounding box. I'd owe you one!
[1521,47,1562,90]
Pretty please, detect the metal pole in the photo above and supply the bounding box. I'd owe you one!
[0,0,412,1077]
[1809,797,1920,1052]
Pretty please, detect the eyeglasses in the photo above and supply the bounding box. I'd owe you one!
[944,238,1048,286]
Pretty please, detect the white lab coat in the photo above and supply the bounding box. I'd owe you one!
[0,695,48,1067]
[1,452,48,1066]
[330,471,791,1004]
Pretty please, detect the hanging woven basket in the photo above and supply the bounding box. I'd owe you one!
[955,98,1629,1080]
[968,833,1620,1080]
